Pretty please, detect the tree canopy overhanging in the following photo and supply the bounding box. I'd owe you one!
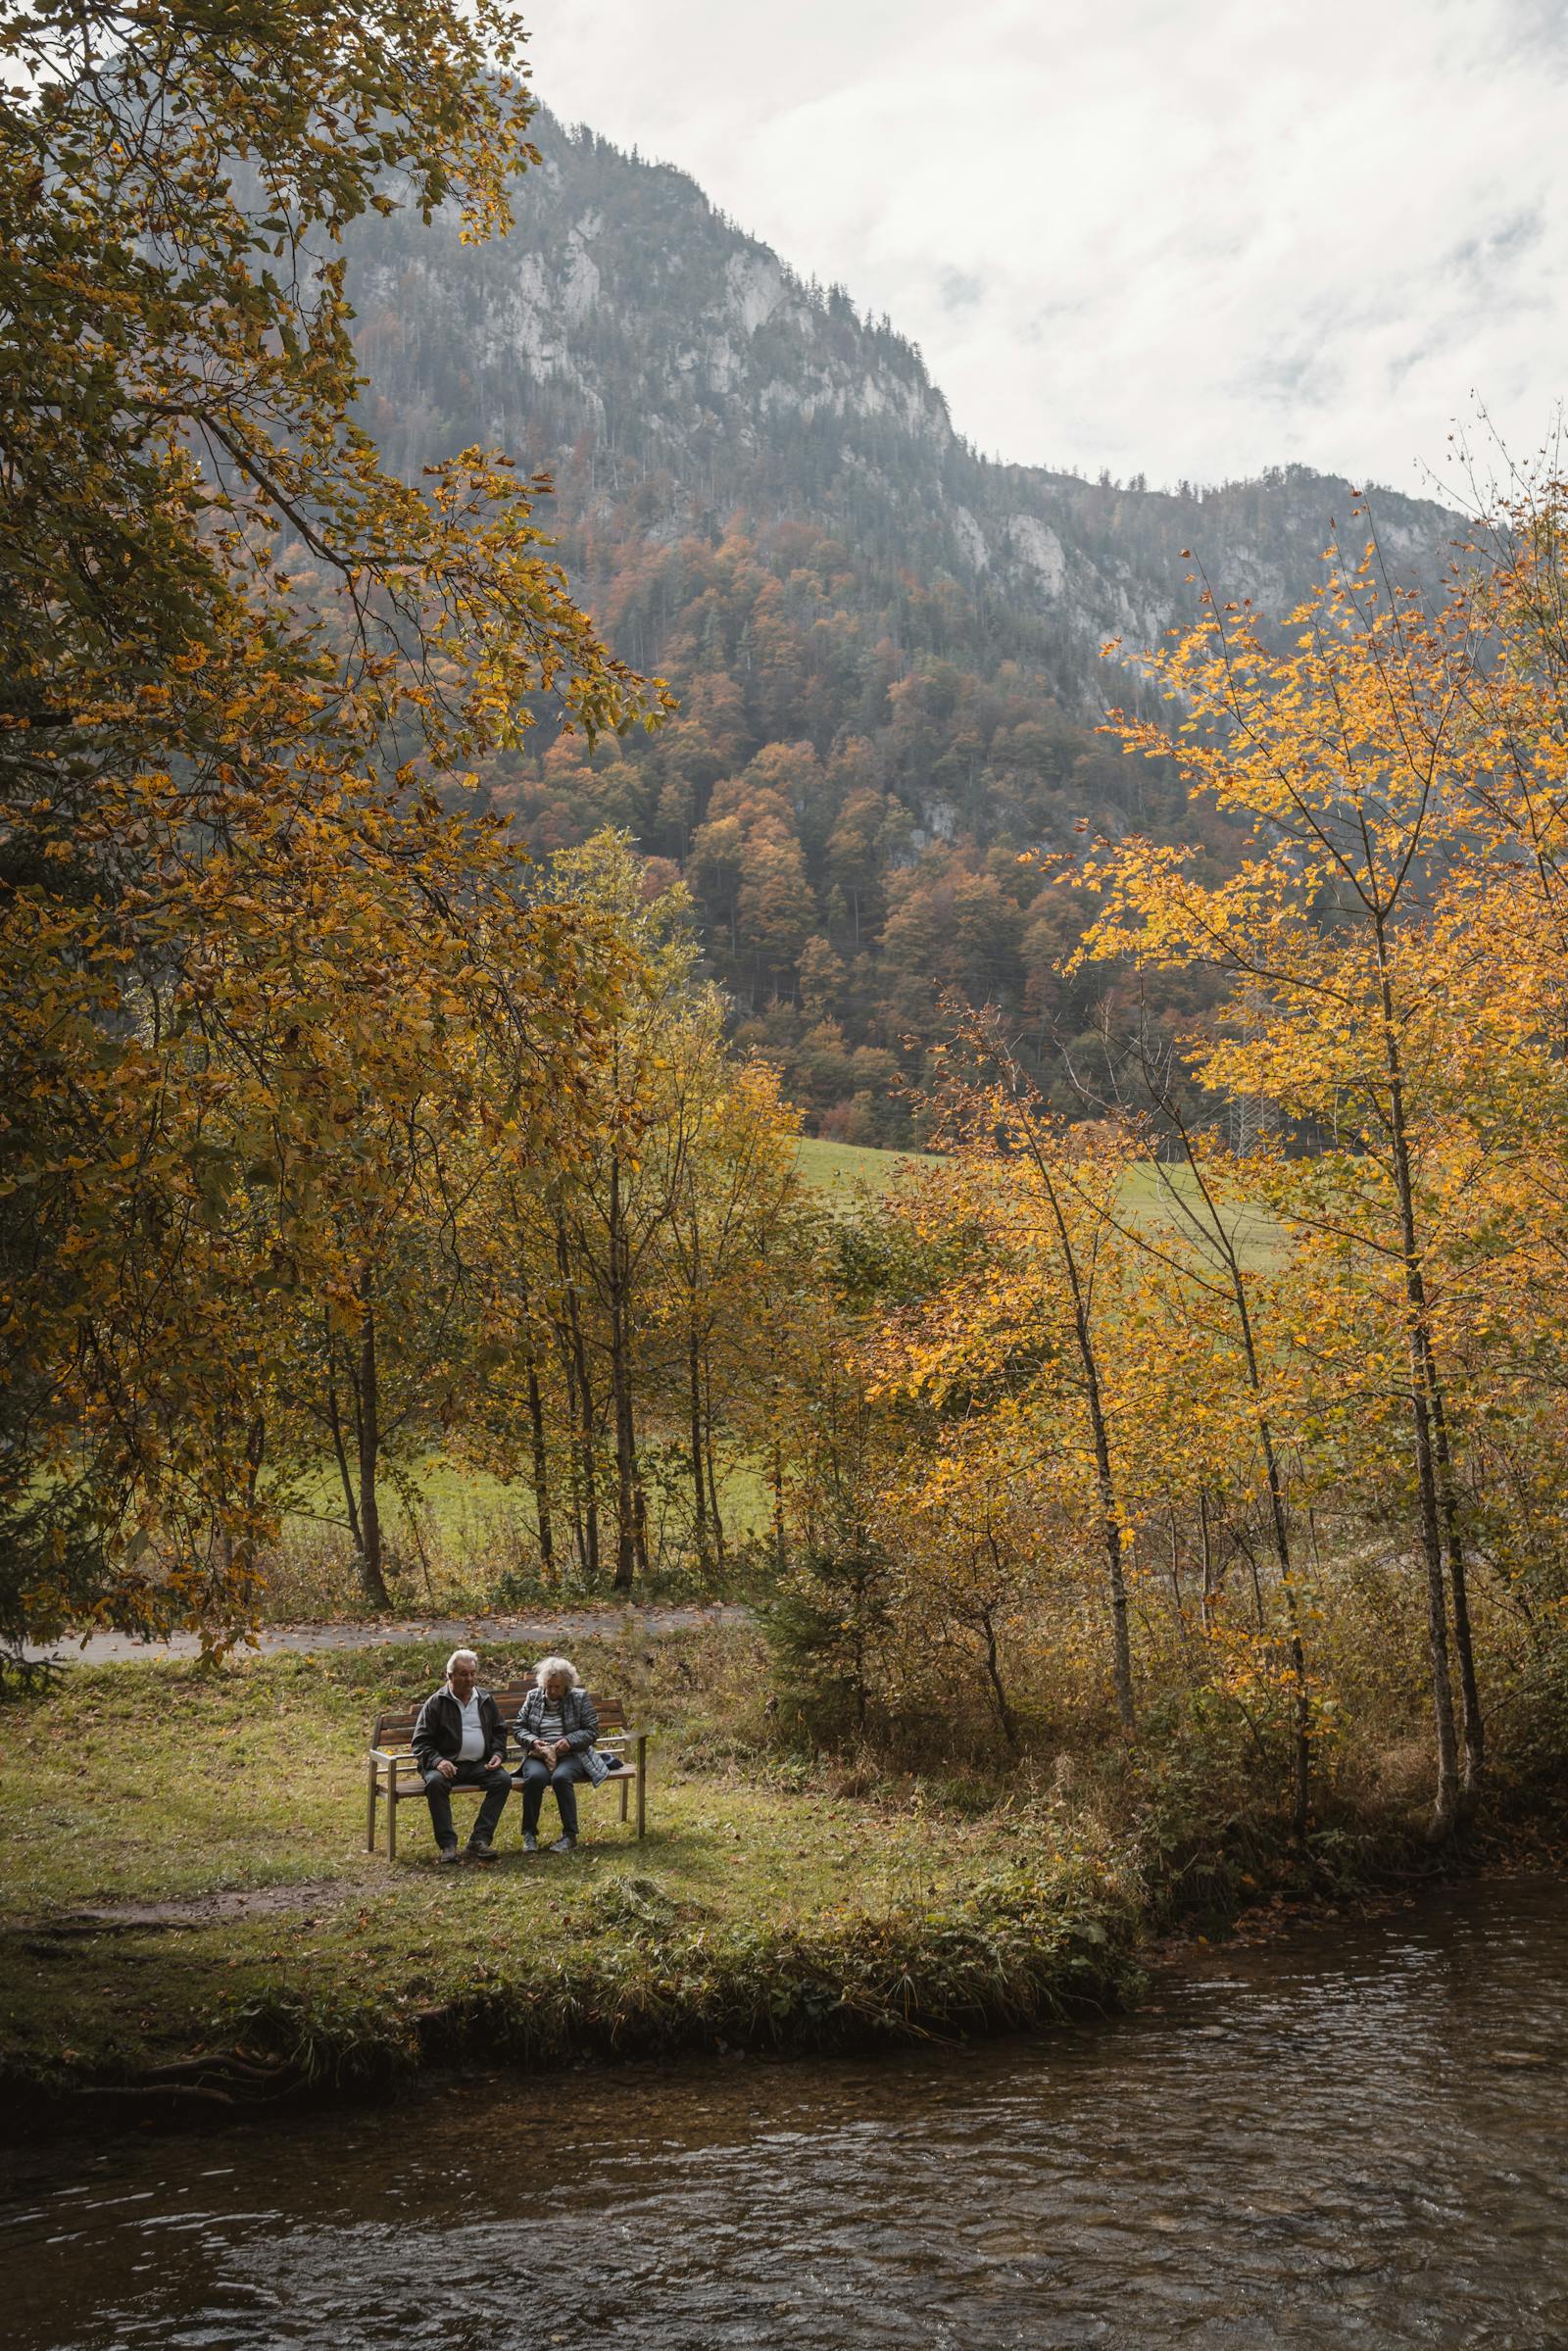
[0,0,670,1651]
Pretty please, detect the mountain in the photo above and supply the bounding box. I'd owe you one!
[340,109,1464,1139]
[348,109,1459,700]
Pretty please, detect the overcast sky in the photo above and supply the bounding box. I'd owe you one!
[522,0,1568,495]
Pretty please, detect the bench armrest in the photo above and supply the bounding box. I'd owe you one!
[368,1746,416,1763]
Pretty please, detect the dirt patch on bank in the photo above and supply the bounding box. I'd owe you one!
[12,1877,357,1937]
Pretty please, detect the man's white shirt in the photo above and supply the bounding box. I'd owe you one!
[456,1690,485,1762]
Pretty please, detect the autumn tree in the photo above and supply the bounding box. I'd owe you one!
[651,1016,807,1571]
[1082,539,1522,1830]
[0,0,668,1656]
[869,1028,1145,1732]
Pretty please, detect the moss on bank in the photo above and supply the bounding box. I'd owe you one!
[0,1626,1556,2117]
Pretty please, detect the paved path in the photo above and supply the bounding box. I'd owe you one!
[24,1604,750,1667]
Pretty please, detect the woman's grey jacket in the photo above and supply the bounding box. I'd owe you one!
[514,1684,599,1754]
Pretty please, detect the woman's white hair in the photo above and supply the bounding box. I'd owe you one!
[534,1653,581,1690]
[445,1647,480,1678]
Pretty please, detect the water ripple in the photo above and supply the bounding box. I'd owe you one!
[3,1877,1566,2349]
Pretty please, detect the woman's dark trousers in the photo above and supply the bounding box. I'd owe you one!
[421,1763,512,1851]
[518,1756,585,1838]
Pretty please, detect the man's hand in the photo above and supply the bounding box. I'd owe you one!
[486,1753,503,1772]
[437,1758,458,1781]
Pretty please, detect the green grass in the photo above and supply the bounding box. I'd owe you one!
[0,1629,1138,2091]
[278,1452,522,1544]
[795,1135,936,1198]
[264,1450,775,1620]
[7,1622,1546,2103]
[794,1138,1284,1267]
[1119,1161,1288,1271]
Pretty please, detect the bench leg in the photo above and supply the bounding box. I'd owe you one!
[636,1735,647,1839]
[387,1761,399,1863]
[367,1759,379,1854]
[619,1773,628,1825]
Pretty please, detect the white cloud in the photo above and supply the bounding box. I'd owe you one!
[521,0,1568,491]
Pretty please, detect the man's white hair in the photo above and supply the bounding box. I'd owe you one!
[445,1647,480,1678]
[534,1653,580,1690]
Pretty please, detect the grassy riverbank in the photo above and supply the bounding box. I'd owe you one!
[1,1622,1555,2117]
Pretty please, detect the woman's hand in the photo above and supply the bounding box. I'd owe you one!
[554,1738,571,1760]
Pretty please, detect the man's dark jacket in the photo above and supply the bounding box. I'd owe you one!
[411,1684,509,1774]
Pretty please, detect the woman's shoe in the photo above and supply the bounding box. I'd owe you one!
[549,1835,576,1854]
[522,1832,538,1853]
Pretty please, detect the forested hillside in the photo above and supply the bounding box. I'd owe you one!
[341,108,1463,1138]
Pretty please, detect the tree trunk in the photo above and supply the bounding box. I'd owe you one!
[703,1345,726,1561]
[556,1221,600,1582]
[978,1540,1023,1756]
[356,1294,392,1611]
[1033,1159,1134,1729]
[524,1345,555,1583]
[607,1154,638,1592]
[561,1341,586,1571]
[1375,926,1461,1837]
[979,1601,1021,1755]
[1084,1337,1134,1726]
[1257,1430,1310,1842]
[1226,1238,1310,1836]
[771,1434,787,1572]
[1165,1497,1185,1627]
[688,1321,710,1570]
[1429,1373,1485,1809]
[322,1319,365,1559]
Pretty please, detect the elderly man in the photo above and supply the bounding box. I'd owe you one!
[411,1648,513,1863]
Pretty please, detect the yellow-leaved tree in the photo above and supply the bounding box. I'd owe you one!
[0,2,671,1657]
[1078,523,1568,1832]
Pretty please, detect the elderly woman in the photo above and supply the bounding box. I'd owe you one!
[514,1655,599,1853]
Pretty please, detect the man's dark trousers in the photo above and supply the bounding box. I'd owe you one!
[422,1762,512,1850]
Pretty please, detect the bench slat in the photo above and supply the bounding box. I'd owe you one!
[371,1695,628,1742]
[373,1701,625,1721]
[379,1765,642,1797]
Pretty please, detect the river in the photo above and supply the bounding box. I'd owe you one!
[3,1874,1566,2349]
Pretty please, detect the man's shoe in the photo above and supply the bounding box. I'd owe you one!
[466,1840,497,1864]
[522,1832,538,1853]
[437,1844,461,1865]
[549,1835,576,1855]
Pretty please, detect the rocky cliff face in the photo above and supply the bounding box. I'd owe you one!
[346,107,1461,714]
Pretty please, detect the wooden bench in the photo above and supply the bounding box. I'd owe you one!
[367,1677,649,1860]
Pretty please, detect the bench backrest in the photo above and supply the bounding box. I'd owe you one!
[371,1679,628,1750]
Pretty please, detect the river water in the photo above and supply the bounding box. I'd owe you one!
[3,1874,1566,2349]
